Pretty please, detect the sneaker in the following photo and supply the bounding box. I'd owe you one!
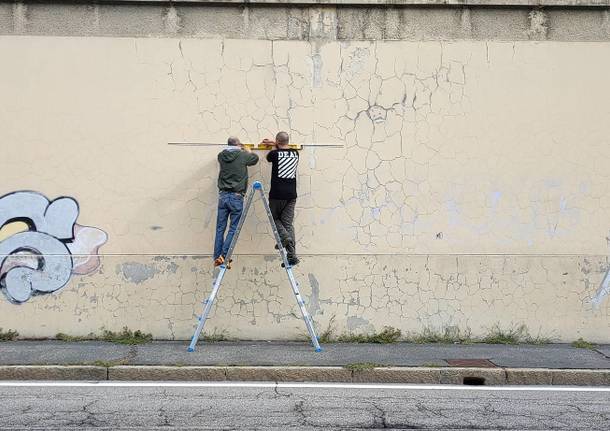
[281,257,300,268]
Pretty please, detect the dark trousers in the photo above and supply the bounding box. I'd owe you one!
[269,198,296,259]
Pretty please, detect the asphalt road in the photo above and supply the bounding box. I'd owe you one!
[0,382,608,430]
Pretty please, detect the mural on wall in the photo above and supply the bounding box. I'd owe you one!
[0,191,107,303]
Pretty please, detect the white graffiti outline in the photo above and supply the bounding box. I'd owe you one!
[0,191,107,303]
[592,267,610,310]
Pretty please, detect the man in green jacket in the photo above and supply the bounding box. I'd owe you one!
[213,136,259,266]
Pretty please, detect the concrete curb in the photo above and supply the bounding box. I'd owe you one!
[0,366,107,381]
[1,365,609,385]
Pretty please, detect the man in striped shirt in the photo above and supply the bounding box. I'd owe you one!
[264,132,300,266]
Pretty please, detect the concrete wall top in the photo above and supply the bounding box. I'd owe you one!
[14,0,610,7]
[3,1,610,41]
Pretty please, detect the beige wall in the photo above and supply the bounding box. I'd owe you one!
[1,35,609,341]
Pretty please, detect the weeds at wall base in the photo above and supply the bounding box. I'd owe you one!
[202,330,230,342]
[318,323,553,345]
[408,327,473,344]
[337,327,402,344]
[102,328,152,345]
[318,315,336,344]
[0,328,19,341]
[55,327,153,345]
[481,324,551,345]
[572,338,597,350]
[56,333,97,342]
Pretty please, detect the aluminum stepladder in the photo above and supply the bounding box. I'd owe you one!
[188,181,322,352]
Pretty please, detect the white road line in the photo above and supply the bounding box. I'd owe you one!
[0,381,608,392]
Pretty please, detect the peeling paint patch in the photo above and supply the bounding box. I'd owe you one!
[164,7,182,35]
[119,262,157,284]
[347,316,370,331]
[311,53,322,88]
[307,273,320,315]
[153,256,170,262]
[526,10,548,40]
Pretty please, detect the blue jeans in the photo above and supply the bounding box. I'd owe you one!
[213,192,244,260]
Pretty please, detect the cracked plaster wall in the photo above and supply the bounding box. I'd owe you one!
[1,34,610,341]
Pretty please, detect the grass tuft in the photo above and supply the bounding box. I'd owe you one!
[101,327,152,345]
[421,362,444,368]
[481,324,550,345]
[202,330,229,342]
[91,359,129,368]
[318,315,336,344]
[482,324,526,344]
[56,333,97,342]
[409,326,472,344]
[337,326,402,344]
[55,327,153,345]
[344,362,382,372]
[0,328,18,341]
[572,338,597,350]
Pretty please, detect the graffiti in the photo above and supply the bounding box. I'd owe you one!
[591,233,610,310]
[592,268,610,309]
[0,191,107,303]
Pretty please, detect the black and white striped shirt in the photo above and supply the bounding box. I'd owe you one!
[266,149,299,200]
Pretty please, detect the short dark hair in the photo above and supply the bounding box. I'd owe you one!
[227,136,240,146]
[276,131,289,145]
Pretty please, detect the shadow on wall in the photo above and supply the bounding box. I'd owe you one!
[0,191,107,303]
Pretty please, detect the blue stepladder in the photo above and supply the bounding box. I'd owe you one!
[188,181,322,353]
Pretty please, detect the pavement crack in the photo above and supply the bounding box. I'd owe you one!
[293,399,318,428]
[273,383,292,399]
[371,402,390,428]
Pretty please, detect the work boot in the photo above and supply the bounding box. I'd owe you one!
[275,239,291,251]
[281,256,300,268]
[214,256,233,268]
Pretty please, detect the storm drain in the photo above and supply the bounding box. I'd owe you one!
[445,359,497,386]
[462,376,486,386]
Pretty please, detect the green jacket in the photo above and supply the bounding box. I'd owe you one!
[217,147,259,194]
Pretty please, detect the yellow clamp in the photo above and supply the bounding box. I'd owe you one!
[243,143,303,151]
